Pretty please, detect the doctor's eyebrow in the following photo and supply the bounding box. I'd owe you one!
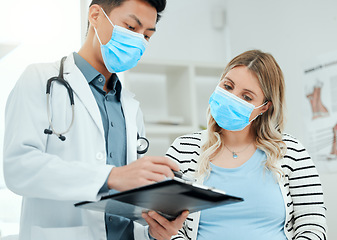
[129,14,156,31]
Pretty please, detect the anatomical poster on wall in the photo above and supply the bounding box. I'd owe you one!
[303,51,337,173]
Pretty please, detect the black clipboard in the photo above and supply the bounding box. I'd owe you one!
[75,178,243,225]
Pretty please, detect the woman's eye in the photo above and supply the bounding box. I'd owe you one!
[144,35,150,40]
[243,95,252,101]
[224,84,233,90]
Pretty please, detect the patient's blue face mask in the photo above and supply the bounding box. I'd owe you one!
[94,8,148,73]
[209,86,267,131]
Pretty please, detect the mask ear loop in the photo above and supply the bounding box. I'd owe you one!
[249,112,263,124]
[93,27,103,45]
[248,101,269,124]
[100,7,115,27]
[255,101,268,109]
[93,8,115,46]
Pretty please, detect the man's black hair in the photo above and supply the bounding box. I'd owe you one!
[89,0,167,22]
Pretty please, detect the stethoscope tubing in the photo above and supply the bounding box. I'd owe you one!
[45,57,75,141]
[46,93,75,136]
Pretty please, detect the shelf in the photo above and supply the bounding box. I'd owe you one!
[124,60,225,155]
[130,61,188,75]
[195,65,224,77]
[145,124,197,135]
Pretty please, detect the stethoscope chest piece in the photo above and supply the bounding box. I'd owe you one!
[137,133,149,154]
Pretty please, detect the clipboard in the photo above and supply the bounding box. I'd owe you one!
[75,178,243,225]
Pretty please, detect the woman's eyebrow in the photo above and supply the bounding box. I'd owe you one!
[224,77,235,85]
[243,88,257,97]
[224,77,257,97]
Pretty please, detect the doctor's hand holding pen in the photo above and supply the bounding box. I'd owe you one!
[107,156,189,240]
[107,156,179,191]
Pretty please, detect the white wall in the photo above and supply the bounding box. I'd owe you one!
[142,0,229,63]
[226,0,337,138]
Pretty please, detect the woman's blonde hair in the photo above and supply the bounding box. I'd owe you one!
[198,49,287,177]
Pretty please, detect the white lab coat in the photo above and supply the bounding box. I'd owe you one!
[3,54,149,240]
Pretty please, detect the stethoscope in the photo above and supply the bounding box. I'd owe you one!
[136,133,149,154]
[43,56,149,154]
[44,56,74,141]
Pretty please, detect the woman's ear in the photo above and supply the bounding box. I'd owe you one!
[261,101,272,114]
[88,4,101,29]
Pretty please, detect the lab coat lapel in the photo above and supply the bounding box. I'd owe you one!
[120,88,139,164]
[62,54,105,138]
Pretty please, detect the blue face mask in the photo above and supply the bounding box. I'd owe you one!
[94,8,148,73]
[209,86,267,131]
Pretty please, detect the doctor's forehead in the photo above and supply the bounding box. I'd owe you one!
[107,0,158,26]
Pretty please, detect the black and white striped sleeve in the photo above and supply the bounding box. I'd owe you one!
[165,133,201,178]
[283,137,327,240]
[166,134,201,240]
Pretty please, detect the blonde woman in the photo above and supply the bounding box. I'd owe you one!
[166,50,327,240]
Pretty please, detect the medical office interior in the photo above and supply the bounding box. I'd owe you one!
[0,0,337,238]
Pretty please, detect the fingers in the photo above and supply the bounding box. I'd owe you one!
[147,211,171,229]
[107,156,180,192]
[173,210,189,226]
[152,211,188,235]
[144,171,168,183]
[142,210,189,240]
[142,212,165,239]
[148,163,176,179]
[138,156,179,178]
[148,156,179,172]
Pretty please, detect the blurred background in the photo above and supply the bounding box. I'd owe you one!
[1,0,337,238]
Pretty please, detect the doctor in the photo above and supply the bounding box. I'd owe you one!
[3,0,188,240]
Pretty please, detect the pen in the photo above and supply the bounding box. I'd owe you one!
[172,170,194,182]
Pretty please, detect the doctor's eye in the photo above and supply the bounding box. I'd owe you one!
[126,24,135,30]
[144,35,150,41]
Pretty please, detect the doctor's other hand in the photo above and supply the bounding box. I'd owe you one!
[107,156,179,192]
[142,210,189,240]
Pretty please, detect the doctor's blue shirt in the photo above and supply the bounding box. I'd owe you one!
[73,52,133,240]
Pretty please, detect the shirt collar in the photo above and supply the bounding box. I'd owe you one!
[73,52,101,84]
[73,52,122,100]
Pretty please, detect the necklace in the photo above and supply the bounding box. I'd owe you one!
[223,142,253,159]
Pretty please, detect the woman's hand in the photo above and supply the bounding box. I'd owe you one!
[142,210,189,240]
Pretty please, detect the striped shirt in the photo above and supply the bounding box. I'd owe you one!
[166,131,327,240]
